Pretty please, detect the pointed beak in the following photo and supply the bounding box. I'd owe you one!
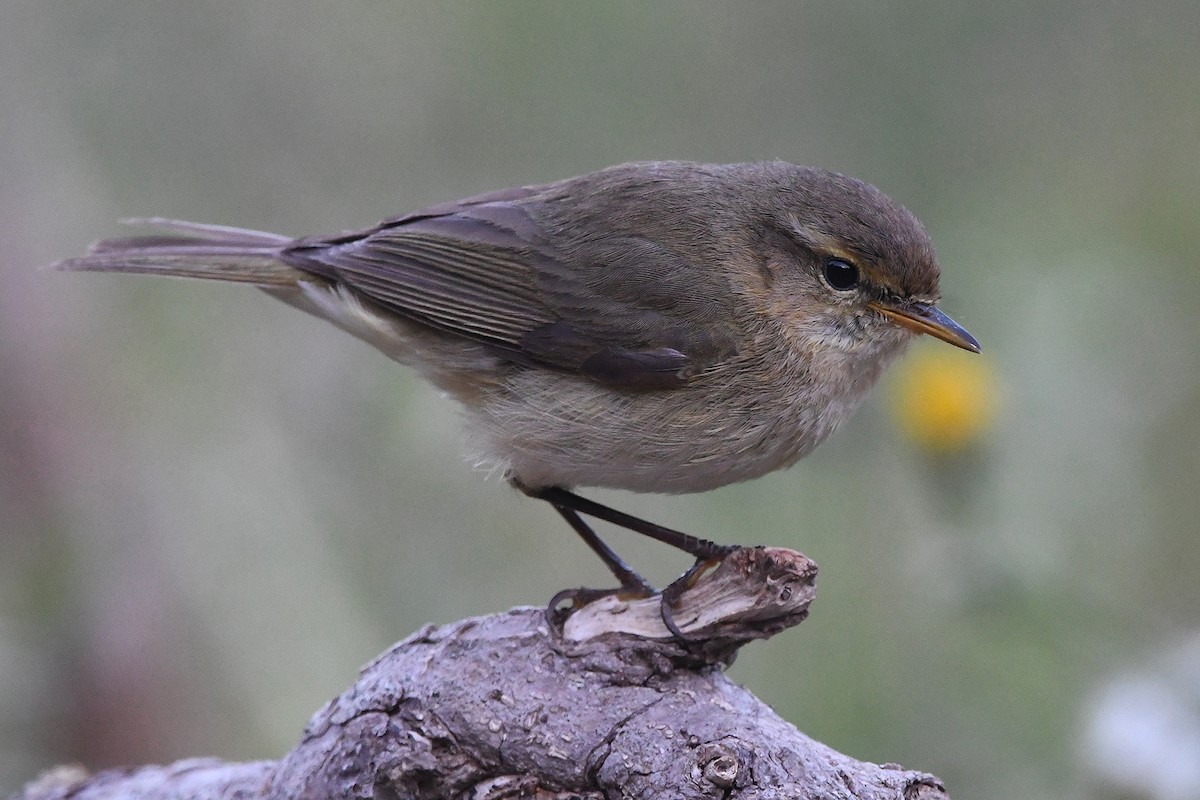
[868,299,981,353]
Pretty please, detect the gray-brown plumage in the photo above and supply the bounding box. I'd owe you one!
[57,161,978,632]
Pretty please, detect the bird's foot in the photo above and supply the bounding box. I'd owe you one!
[659,545,740,641]
[545,578,656,633]
[546,545,742,643]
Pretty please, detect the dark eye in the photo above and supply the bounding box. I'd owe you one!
[823,258,860,291]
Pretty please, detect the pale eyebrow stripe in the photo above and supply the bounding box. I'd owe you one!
[785,214,859,265]
[786,213,932,299]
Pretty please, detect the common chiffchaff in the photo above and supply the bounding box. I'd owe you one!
[58,161,979,634]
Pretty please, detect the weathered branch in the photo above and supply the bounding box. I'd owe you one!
[13,547,949,800]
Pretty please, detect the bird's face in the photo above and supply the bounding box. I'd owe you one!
[745,167,978,371]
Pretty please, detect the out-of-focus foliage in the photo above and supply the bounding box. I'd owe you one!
[2,3,1197,799]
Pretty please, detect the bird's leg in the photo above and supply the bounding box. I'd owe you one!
[548,504,657,597]
[531,487,734,562]
[515,482,657,629]
[516,482,738,639]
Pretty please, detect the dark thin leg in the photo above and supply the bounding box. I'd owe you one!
[529,486,735,562]
[535,497,658,630]
[512,480,741,640]
[549,505,655,597]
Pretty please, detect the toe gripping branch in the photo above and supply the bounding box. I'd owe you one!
[518,484,813,648]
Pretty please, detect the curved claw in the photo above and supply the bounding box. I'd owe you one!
[547,546,738,641]
[659,592,689,641]
[545,581,658,634]
[658,547,739,642]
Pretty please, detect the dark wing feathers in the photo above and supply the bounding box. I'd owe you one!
[281,201,735,388]
[322,237,550,344]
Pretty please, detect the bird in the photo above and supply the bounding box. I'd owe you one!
[56,160,979,636]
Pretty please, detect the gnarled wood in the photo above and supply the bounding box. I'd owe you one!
[13,547,948,800]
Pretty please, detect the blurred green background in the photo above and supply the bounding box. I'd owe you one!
[3,3,1199,799]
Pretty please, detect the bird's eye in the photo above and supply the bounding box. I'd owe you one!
[823,258,860,291]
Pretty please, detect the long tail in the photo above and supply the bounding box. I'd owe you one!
[53,218,309,287]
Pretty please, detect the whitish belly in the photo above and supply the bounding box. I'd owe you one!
[466,368,867,494]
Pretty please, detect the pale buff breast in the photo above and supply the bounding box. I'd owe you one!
[468,336,906,494]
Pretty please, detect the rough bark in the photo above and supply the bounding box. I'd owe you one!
[13,547,949,800]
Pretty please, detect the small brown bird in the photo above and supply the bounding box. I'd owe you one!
[57,161,979,635]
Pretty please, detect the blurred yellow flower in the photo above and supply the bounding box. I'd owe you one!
[890,347,996,453]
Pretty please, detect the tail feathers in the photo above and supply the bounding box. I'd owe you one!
[54,218,307,288]
[113,218,293,246]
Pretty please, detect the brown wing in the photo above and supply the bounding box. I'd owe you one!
[280,198,736,389]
